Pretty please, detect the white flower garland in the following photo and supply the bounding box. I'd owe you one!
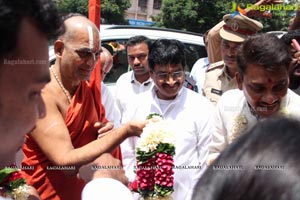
[229,106,289,143]
[137,118,175,153]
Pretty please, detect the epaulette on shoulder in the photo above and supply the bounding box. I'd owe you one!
[206,60,224,72]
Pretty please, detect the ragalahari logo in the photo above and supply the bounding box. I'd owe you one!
[230,1,298,17]
[230,2,247,16]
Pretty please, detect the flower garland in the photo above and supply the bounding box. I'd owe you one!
[0,167,30,200]
[230,106,290,143]
[230,113,248,143]
[130,114,175,199]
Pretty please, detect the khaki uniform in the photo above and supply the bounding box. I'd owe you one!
[203,61,238,105]
[207,21,224,64]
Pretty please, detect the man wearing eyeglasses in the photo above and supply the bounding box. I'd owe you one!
[121,39,214,200]
[22,14,148,200]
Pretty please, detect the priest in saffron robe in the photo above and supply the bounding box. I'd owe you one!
[22,14,147,200]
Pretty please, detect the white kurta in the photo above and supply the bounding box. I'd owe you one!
[115,71,153,120]
[121,87,214,200]
[209,89,300,161]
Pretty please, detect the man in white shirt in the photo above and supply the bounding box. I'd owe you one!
[100,46,121,127]
[121,39,214,200]
[190,30,209,94]
[208,33,300,164]
[115,36,153,119]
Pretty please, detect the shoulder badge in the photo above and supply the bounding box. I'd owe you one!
[206,60,224,72]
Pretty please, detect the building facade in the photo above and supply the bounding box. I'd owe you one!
[125,0,162,21]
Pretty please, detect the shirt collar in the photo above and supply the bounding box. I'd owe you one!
[219,65,235,80]
[130,72,152,85]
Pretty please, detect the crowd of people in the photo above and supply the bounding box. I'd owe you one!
[2,0,300,200]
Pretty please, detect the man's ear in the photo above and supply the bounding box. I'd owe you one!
[236,72,243,90]
[54,40,64,58]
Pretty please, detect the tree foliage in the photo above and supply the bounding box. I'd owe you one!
[153,0,230,33]
[153,0,295,34]
[55,0,131,25]
[101,0,131,24]
[56,0,88,17]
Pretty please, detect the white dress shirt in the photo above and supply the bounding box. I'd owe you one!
[190,57,209,94]
[121,86,214,200]
[115,71,153,120]
[101,83,121,127]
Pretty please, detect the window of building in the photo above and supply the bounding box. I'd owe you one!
[153,0,162,9]
[138,0,147,7]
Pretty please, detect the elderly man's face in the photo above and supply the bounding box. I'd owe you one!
[59,18,101,81]
[0,18,50,168]
[237,64,289,118]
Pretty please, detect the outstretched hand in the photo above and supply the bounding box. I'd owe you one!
[124,119,149,137]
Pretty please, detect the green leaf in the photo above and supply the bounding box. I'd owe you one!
[146,113,162,120]
[0,168,18,184]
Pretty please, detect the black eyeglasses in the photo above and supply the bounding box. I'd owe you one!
[153,70,184,81]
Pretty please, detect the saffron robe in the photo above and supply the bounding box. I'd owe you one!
[22,70,122,199]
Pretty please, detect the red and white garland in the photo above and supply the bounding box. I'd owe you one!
[130,115,175,199]
[0,167,30,200]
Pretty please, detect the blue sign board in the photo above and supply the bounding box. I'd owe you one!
[128,19,155,26]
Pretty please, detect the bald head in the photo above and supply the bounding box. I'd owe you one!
[54,15,101,80]
[60,16,100,47]
[100,47,113,81]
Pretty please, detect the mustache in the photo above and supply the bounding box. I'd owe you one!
[162,82,180,87]
[224,56,236,60]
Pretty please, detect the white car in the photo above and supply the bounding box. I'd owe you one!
[100,25,206,87]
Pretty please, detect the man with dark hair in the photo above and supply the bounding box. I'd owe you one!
[21,14,148,200]
[208,33,300,164]
[0,0,63,198]
[281,29,300,94]
[121,39,214,200]
[115,35,153,119]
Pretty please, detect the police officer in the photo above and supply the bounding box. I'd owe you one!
[203,13,263,105]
